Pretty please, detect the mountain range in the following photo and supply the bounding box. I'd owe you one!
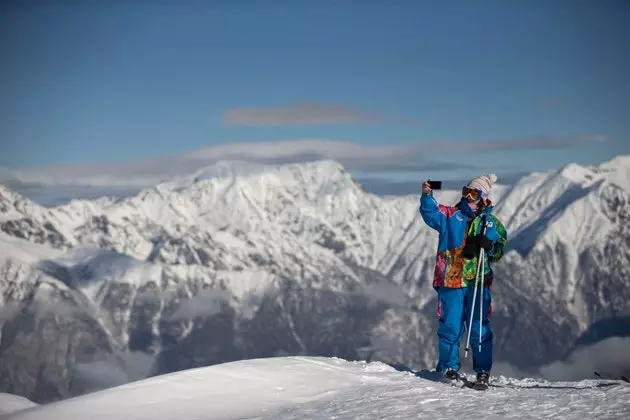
[0,155,629,403]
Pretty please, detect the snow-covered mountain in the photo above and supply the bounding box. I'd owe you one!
[2,356,629,420]
[0,156,629,404]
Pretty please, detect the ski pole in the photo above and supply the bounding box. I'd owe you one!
[464,253,482,358]
[464,215,487,358]
[478,247,485,353]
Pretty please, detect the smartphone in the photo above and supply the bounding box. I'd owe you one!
[428,180,442,190]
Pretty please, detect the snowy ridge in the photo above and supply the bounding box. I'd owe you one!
[594,155,630,190]
[0,155,629,404]
[2,356,628,420]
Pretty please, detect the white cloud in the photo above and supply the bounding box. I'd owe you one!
[73,350,156,391]
[538,337,630,381]
[0,302,20,324]
[165,288,232,321]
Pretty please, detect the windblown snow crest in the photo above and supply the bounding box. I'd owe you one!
[0,157,629,403]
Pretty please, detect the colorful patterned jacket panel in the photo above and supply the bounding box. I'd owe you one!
[419,192,508,289]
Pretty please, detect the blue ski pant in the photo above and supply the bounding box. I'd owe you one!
[435,286,493,373]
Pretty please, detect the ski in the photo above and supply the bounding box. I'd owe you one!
[454,373,487,391]
[388,364,489,390]
[593,371,630,383]
[435,371,488,391]
[471,383,489,391]
[464,377,488,391]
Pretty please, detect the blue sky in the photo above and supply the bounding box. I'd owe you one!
[1,0,629,191]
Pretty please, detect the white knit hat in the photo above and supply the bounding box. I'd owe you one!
[467,174,498,198]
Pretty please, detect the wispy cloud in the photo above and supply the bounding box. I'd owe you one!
[73,350,156,392]
[0,302,20,324]
[164,288,232,321]
[222,102,405,125]
[0,134,606,205]
[434,134,607,151]
[359,172,529,196]
[186,135,605,170]
[538,337,630,381]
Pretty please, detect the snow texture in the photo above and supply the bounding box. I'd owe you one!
[2,356,628,420]
[0,394,37,416]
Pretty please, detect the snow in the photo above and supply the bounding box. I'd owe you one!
[0,233,63,264]
[596,155,630,191]
[558,162,597,185]
[2,356,628,420]
[0,394,37,416]
[165,160,275,191]
[47,245,163,299]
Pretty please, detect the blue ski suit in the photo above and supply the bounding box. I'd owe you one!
[419,191,508,373]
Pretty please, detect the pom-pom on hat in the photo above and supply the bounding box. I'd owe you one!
[466,174,497,198]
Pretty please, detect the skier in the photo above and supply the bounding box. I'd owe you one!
[419,174,508,388]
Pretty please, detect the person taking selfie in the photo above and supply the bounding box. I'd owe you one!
[419,174,508,389]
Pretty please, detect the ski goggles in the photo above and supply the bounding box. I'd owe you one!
[462,186,481,200]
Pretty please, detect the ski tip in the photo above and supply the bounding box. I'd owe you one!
[593,371,629,383]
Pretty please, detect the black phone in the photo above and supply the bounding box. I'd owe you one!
[428,180,442,190]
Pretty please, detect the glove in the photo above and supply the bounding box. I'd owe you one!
[475,234,493,251]
[462,239,478,260]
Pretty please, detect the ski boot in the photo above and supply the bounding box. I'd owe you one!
[472,371,489,391]
[441,368,459,384]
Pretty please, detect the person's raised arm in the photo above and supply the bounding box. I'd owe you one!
[419,180,447,231]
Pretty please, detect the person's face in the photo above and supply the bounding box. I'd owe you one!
[462,186,481,203]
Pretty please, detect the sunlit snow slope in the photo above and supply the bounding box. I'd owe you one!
[2,356,629,420]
